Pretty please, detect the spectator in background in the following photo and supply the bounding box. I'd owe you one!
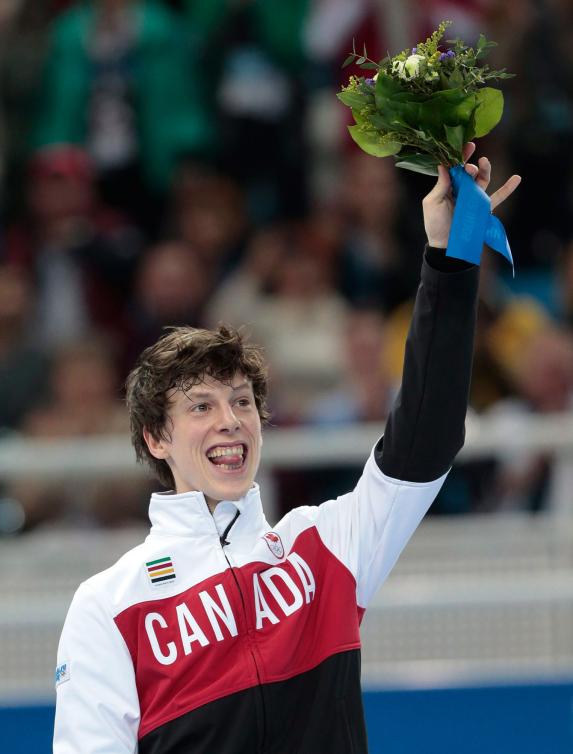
[24,337,127,436]
[485,327,573,512]
[3,144,141,351]
[0,264,49,433]
[166,164,250,286]
[334,151,423,311]
[207,221,349,421]
[414,0,487,43]
[472,267,550,412]
[0,0,54,211]
[277,306,393,513]
[0,0,23,202]
[556,236,573,327]
[11,336,147,530]
[32,0,212,229]
[205,223,286,327]
[486,0,573,267]
[124,240,210,371]
[306,307,393,425]
[182,0,310,222]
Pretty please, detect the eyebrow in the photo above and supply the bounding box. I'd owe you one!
[185,382,251,400]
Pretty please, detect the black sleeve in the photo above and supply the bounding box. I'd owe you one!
[376,245,479,482]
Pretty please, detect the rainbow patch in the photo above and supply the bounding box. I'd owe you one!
[146,556,176,585]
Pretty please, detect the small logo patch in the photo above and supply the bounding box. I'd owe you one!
[55,662,70,687]
[263,532,284,559]
[146,556,176,585]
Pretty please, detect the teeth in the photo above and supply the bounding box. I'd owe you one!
[207,445,244,459]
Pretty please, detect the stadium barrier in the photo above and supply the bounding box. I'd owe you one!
[1,413,573,751]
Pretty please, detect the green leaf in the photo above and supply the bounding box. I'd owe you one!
[348,126,402,158]
[472,87,504,137]
[351,108,367,126]
[374,71,404,101]
[444,124,464,153]
[356,56,366,64]
[464,107,477,142]
[342,54,356,69]
[447,68,464,89]
[413,90,474,140]
[368,112,393,130]
[395,152,439,176]
[359,62,379,70]
[336,90,368,109]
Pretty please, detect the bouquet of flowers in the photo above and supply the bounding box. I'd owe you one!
[337,21,513,176]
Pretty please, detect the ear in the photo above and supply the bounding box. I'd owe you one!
[143,427,171,460]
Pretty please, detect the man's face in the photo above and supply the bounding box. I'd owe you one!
[145,373,262,507]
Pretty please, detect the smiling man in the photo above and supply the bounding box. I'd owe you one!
[53,146,520,753]
[140,367,265,510]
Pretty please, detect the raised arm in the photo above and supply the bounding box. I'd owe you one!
[378,143,521,482]
[287,146,520,608]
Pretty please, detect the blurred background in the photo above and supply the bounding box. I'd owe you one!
[0,0,572,751]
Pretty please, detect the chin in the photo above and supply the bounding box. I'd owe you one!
[219,483,250,501]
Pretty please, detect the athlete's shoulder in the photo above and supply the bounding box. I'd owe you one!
[78,540,152,617]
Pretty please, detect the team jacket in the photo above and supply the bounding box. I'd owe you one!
[53,249,479,753]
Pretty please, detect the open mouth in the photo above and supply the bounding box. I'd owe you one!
[206,443,247,472]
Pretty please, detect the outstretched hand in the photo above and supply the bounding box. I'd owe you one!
[423,142,522,249]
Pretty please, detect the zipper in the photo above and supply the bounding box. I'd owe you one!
[221,525,267,752]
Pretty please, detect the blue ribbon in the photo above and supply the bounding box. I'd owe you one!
[446,164,514,275]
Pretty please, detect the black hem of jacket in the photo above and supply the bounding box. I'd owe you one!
[139,649,367,754]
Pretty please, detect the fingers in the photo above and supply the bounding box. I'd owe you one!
[426,164,452,201]
[462,142,476,162]
[464,162,478,179]
[434,146,521,212]
[476,157,491,191]
[490,174,522,210]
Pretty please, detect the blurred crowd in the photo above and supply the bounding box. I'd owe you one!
[1,0,573,533]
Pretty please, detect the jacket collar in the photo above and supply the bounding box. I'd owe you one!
[147,484,267,543]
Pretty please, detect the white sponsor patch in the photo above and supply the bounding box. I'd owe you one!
[55,661,70,688]
[262,531,284,559]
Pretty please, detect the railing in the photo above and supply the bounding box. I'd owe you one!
[2,411,573,517]
[1,414,573,700]
[1,516,572,700]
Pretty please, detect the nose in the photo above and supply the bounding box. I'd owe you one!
[217,404,240,433]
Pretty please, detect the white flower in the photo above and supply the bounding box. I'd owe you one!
[391,59,406,77]
[392,53,425,80]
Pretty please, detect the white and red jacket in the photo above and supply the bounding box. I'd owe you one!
[54,249,480,753]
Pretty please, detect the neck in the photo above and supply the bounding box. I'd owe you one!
[205,496,220,514]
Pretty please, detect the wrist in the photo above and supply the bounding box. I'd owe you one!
[425,245,476,272]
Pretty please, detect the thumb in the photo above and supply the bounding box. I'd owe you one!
[427,165,451,201]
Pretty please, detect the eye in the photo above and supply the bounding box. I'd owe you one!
[191,403,209,413]
[236,397,252,408]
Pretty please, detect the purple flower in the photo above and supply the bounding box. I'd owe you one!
[365,78,375,86]
[412,47,417,54]
[439,52,447,61]
[447,50,455,58]
[440,50,455,61]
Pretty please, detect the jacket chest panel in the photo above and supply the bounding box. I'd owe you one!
[115,527,361,740]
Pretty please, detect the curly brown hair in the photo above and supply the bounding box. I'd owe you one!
[126,325,270,488]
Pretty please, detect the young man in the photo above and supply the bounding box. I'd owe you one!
[53,145,520,753]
